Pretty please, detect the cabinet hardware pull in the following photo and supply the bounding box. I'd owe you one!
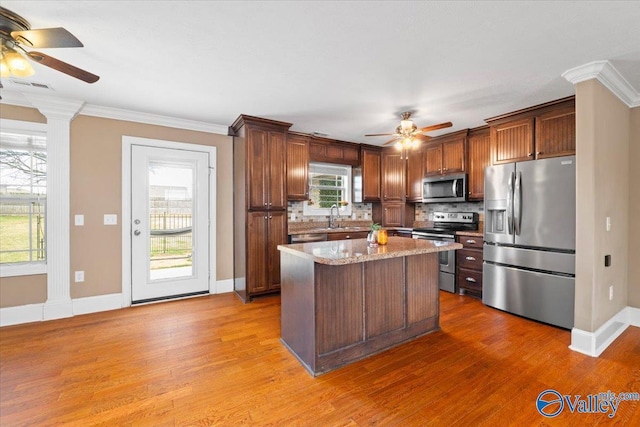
[264,216,267,219]
[465,256,476,261]
[465,277,476,282]
[269,216,272,219]
[466,239,476,244]
[528,152,534,157]
[469,191,472,195]
[536,151,542,155]
[264,203,267,206]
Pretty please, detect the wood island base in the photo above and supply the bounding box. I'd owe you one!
[279,246,442,376]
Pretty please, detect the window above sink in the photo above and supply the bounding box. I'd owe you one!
[303,162,352,217]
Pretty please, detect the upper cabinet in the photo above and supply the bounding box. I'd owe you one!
[406,147,424,202]
[231,115,290,210]
[381,150,406,202]
[424,130,468,176]
[361,146,382,202]
[286,133,309,201]
[309,138,360,166]
[466,126,491,201]
[487,96,575,165]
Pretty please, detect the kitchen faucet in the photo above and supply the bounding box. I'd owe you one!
[329,204,340,228]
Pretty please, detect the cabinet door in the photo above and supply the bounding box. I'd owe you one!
[247,212,269,293]
[268,131,286,209]
[442,139,465,174]
[424,144,443,176]
[362,148,381,201]
[406,148,424,202]
[267,211,287,290]
[491,118,534,164]
[382,152,405,201]
[467,132,491,200]
[382,203,404,227]
[248,128,269,210]
[286,135,309,200]
[535,106,575,159]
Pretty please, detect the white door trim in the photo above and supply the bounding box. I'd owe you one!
[121,136,217,307]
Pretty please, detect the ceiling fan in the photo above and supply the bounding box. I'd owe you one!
[365,112,452,149]
[0,6,99,83]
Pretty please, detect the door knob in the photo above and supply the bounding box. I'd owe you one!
[134,230,141,236]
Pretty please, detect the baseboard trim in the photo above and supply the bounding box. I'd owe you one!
[73,293,124,316]
[570,306,640,357]
[215,279,233,294]
[0,303,45,327]
[2,283,235,327]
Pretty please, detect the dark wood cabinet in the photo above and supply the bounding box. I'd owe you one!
[490,117,535,165]
[381,151,405,202]
[231,115,292,302]
[406,147,424,202]
[246,127,286,210]
[309,138,360,166]
[248,211,287,293]
[361,146,382,202]
[286,134,309,201]
[467,126,491,200]
[376,203,414,228]
[424,130,467,176]
[535,105,576,159]
[327,231,369,241]
[487,96,575,165]
[456,235,483,297]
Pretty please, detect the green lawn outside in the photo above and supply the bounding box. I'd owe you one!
[0,214,44,263]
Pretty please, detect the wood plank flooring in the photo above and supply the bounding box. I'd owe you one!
[1,292,638,426]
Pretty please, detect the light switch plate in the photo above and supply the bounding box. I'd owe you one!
[74,271,85,282]
[74,214,84,226]
[104,214,118,225]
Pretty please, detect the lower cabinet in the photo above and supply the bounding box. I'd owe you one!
[247,210,287,296]
[456,234,483,297]
[327,231,369,241]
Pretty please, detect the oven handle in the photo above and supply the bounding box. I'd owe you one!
[412,232,455,241]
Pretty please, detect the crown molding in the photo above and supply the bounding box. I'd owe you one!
[80,104,229,135]
[562,60,640,108]
[0,90,229,134]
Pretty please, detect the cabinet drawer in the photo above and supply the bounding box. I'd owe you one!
[457,235,483,249]
[327,231,369,241]
[457,248,482,270]
[457,268,483,292]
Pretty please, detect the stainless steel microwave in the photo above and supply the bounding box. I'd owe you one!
[422,173,467,203]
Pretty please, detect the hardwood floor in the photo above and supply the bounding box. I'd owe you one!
[1,292,638,426]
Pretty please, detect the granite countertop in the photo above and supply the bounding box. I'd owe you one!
[278,236,462,265]
[455,230,483,237]
[288,221,372,235]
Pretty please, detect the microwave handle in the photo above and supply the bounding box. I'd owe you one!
[452,179,457,197]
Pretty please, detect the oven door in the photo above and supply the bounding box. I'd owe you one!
[412,232,456,274]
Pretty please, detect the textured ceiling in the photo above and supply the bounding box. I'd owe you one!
[1,1,639,144]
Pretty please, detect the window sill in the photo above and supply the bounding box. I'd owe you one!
[0,262,47,278]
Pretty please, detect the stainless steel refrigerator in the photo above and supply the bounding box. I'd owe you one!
[483,155,576,329]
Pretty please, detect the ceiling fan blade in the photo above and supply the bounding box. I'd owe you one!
[27,51,99,83]
[419,121,453,133]
[364,132,394,137]
[383,137,400,146]
[11,27,83,48]
[414,134,431,142]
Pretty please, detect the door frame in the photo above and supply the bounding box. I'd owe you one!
[121,136,217,307]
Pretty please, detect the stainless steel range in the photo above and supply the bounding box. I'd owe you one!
[412,212,478,293]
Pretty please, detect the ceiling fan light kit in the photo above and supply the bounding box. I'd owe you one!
[365,111,453,155]
[0,6,99,83]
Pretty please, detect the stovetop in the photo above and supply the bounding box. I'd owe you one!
[413,212,478,234]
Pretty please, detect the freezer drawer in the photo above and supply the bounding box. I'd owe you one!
[483,244,575,275]
[483,263,575,329]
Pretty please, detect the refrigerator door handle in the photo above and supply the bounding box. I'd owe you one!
[514,171,522,235]
[507,171,514,235]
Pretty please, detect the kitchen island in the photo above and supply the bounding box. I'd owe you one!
[278,236,462,376]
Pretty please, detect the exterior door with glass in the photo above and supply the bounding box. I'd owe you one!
[130,145,210,302]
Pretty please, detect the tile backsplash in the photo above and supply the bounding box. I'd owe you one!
[414,201,484,221]
[288,201,373,222]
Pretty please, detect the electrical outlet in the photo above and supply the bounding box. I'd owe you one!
[609,286,613,301]
[291,213,296,221]
[74,214,84,226]
[606,217,611,231]
[104,214,118,225]
[75,271,85,283]
[364,212,369,220]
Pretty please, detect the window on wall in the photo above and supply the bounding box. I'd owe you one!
[303,162,352,216]
[0,127,47,267]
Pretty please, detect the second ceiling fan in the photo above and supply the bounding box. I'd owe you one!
[365,112,452,149]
